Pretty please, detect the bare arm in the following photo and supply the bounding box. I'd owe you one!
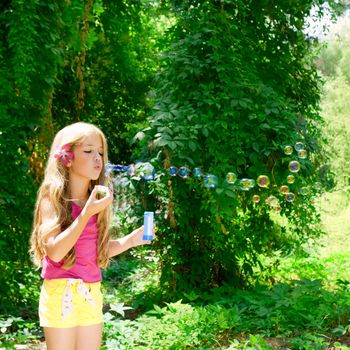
[109,225,154,258]
[43,186,113,262]
[44,205,91,262]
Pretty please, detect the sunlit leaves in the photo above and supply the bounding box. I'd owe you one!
[139,0,331,293]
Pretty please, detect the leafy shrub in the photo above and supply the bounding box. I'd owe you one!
[132,0,332,295]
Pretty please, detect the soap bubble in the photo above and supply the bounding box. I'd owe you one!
[226,172,237,184]
[280,185,289,194]
[248,179,256,189]
[126,164,135,176]
[294,142,304,151]
[252,194,260,203]
[266,195,279,207]
[288,161,300,173]
[297,149,307,159]
[178,166,190,178]
[257,175,270,188]
[134,162,144,176]
[105,163,124,172]
[141,163,155,181]
[285,192,295,202]
[193,168,203,178]
[204,174,218,188]
[105,163,114,172]
[287,175,295,184]
[284,145,293,155]
[239,178,251,191]
[169,166,177,176]
[314,182,322,190]
[299,187,309,196]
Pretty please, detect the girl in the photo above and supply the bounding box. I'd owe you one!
[30,122,154,350]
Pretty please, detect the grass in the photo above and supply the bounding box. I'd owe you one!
[318,190,350,257]
[1,190,350,349]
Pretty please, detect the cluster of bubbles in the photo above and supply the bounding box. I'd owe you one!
[103,162,156,184]
[104,141,322,209]
[163,142,311,207]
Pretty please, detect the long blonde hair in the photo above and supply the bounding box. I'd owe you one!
[30,122,111,269]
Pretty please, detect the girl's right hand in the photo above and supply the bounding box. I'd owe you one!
[84,185,113,217]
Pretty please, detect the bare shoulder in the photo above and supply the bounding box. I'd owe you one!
[40,197,57,220]
[39,197,61,241]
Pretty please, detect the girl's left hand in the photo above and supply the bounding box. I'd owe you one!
[130,225,156,247]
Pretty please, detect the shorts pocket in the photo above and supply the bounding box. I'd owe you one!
[42,279,66,296]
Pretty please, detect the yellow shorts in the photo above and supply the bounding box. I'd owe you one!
[39,278,103,328]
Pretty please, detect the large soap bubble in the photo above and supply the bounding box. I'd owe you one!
[169,166,177,176]
[257,175,270,188]
[297,149,307,159]
[280,185,289,194]
[284,145,293,155]
[239,178,251,191]
[226,172,237,184]
[288,161,300,173]
[139,162,155,181]
[248,179,256,189]
[252,194,260,203]
[285,192,295,202]
[193,168,203,178]
[294,142,304,151]
[287,175,295,184]
[204,174,218,188]
[178,166,190,178]
[104,163,134,183]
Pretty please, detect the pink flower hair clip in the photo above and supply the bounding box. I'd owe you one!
[54,143,74,166]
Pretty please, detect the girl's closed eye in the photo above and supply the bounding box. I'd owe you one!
[83,151,103,156]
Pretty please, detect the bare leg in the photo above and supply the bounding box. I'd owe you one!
[44,327,77,350]
[76,323,103,350]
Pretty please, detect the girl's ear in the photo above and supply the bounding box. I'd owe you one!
[66,160,72,167]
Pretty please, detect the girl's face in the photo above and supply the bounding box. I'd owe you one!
[69,133,104,182]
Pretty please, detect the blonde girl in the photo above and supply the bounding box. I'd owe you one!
[30,122,153,350]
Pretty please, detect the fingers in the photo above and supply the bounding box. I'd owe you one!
[96,185,109,196]
[92,185,113,206]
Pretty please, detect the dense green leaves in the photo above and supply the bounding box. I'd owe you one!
[317,16,350,189]
[0,0,347,311]
[0,0,158,312]
[136,0,337,294]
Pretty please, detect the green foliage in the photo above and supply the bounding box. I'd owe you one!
[4,237,350,349]
[0,315,41,349]
[316,16,350,190]
[99,251,350,350]
[0,0,73,312]
[135,0,330,294]
[0,261,41,314]
[0,0,159,313]
[51,0,161,162]
[2,3,350,349]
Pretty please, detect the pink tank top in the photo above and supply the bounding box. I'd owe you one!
[41,202,102,283]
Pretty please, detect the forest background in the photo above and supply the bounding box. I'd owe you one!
[1,0,350,349]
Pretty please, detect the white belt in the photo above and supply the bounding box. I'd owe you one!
[62,278,96,319]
